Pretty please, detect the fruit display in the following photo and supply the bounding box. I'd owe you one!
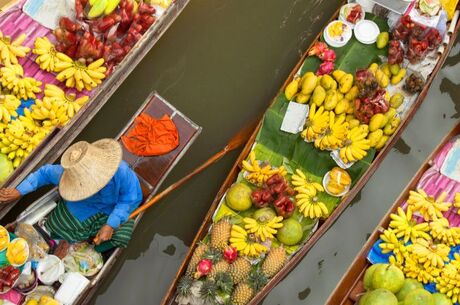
[6,238,29,266]
[0,265,20,292]
[0,31,30,66]
[242,151,287,186]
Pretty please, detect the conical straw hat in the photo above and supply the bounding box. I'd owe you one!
[59,139,122,202]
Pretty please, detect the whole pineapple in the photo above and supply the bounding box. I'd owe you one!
[208,259,229,279]
[199,279,218,305]
[261,247,287,278]
[210,219,232,250]
[177,276,194,298]
[229,257,251,284]
[231,270,268,305]
[186,243,209,276]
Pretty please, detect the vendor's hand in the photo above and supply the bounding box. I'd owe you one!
[94,225,114,245]
[0,188,21,204]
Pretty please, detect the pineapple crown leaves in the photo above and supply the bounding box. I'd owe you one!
[247,268,269,292]
[203,247,224,264]
[199,279,219,305]
[214,272,234,295]
[177,276,194,298]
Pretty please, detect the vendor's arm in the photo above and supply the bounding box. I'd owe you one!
[16,164,63,196]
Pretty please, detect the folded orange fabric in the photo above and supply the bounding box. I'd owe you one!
[121,113,179,156]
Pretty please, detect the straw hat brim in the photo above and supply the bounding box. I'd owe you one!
[59,139,123,202]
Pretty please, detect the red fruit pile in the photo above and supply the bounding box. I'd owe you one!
[0,266,20,291]
[55,0,156,74]
[308,42,336,75]
[354,89,388,124]
[391,15,442,64]
[346,4,363,24]
[251,174,295,218]
[388,40,404,65]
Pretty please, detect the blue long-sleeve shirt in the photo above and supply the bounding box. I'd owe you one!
[16,161,143,229]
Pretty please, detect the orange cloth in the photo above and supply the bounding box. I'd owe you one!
[121,113,179,156]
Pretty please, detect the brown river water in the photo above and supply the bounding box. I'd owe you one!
[4,0,460,304]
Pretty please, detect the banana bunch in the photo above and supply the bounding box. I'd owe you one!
[243,216,283,242]
[379,229,408,255]
[29,100,69,127]
[33,37,60,72]
[389,207,431,243]
[42,84,89,124]
[0,95,20,124]
[291,168,323,194]
[301,104,329,142]
[436,264,460,304]
[0,65,42,100]
[0,31,30,66]
[407,189,451,221]
[314,112,348,151]
[242,151,287,186]
[55,55,106,92]
[430,217,460,246]
[339,126,371,163]
[0,117,51,168]
[408,238,450,268]
[229,225,268,257]
[404,255,440,284]
[295,187,328,219]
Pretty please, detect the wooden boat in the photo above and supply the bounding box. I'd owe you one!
[4,92,201,304]
[325,120,460,305]
[0,0,191,219]
[161,3,460,305]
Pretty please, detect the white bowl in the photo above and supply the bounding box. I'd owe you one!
[324,21,352,48]
[354,20,380,44]
[339,3,365,28]
[37,255,65,286]
[322,171,350,197]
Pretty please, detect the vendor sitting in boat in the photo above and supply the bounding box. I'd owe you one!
[0,139,142,253]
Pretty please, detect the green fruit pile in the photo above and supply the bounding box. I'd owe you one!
[359,264,452,305]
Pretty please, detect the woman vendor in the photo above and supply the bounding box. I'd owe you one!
[0,139,142,252]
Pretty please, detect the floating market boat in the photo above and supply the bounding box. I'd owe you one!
[0,0,191,218]
[325,120,460,305]
[1,92,200,305]
[161,2,460,305]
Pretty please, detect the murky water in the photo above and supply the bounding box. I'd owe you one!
[5,0,460,304]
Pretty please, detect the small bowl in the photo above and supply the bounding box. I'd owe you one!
[339,3,365,27]
[7,238,29,267]
[322,171,351,197]
[37,255,65,286]
[324,21,352,48]
[15,270,38,295]
[354,20,380,44]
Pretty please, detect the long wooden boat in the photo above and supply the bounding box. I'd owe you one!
[326,120,460,305]
[0,0,191,219]
[161,2,460,305]
[3,92,201,304]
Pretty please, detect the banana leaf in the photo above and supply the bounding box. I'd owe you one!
[300,13,390,75]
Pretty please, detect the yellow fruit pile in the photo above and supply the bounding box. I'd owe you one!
[407,190,451,221]
[55,55,106,91]
[325,167,351,196]
[230,225,268,257]
[0,31,30,66]
[6,238,28,266]
[0,65,42,100]
[243,216,284,241]
[0,226,9,251]
[291,168,323,194]
[33,37,61,73]
[0,95,20,124]
[295,185,328,219]
[242,151,287,186]
[389,207,431,243]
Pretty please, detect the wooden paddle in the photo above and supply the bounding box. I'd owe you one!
[128,120,259,220]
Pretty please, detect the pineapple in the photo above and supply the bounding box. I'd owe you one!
[208,259,229,279]
[231,270,268,305]
[177,276,194,298]
[229,257,251,284]
[214,272,234,294]
[210,219,232,250]
[186,243,209,276]
[203,247,223,264]
[261,247,287,278]
[199,279,218,304]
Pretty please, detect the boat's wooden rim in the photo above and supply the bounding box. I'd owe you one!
[0,0,192,219]
[160,3,460,305]
[326,121,460,305]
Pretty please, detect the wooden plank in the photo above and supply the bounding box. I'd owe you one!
[326,122,460,305]
[160,5,460,305]
[0,0,192,218]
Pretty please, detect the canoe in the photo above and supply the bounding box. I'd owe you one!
[325,120,460,305]
[4,92,201,304]
[0,0,191,219]
[161,3,460,305]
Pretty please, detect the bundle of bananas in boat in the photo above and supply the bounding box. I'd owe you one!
[0,116,51,168]
[339,126,371,163]
[33,37,61,72]
[388,207,431,243]
[30,84,89,127]
[0,31,30,66]
[313,112,348,151]
[0,95,20,124]
[243,216,284,242]
[407,189,451,221]
[242,151,287,186]
[55,54,106,92]
[229,225,268,257]
[0,65,42,100]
